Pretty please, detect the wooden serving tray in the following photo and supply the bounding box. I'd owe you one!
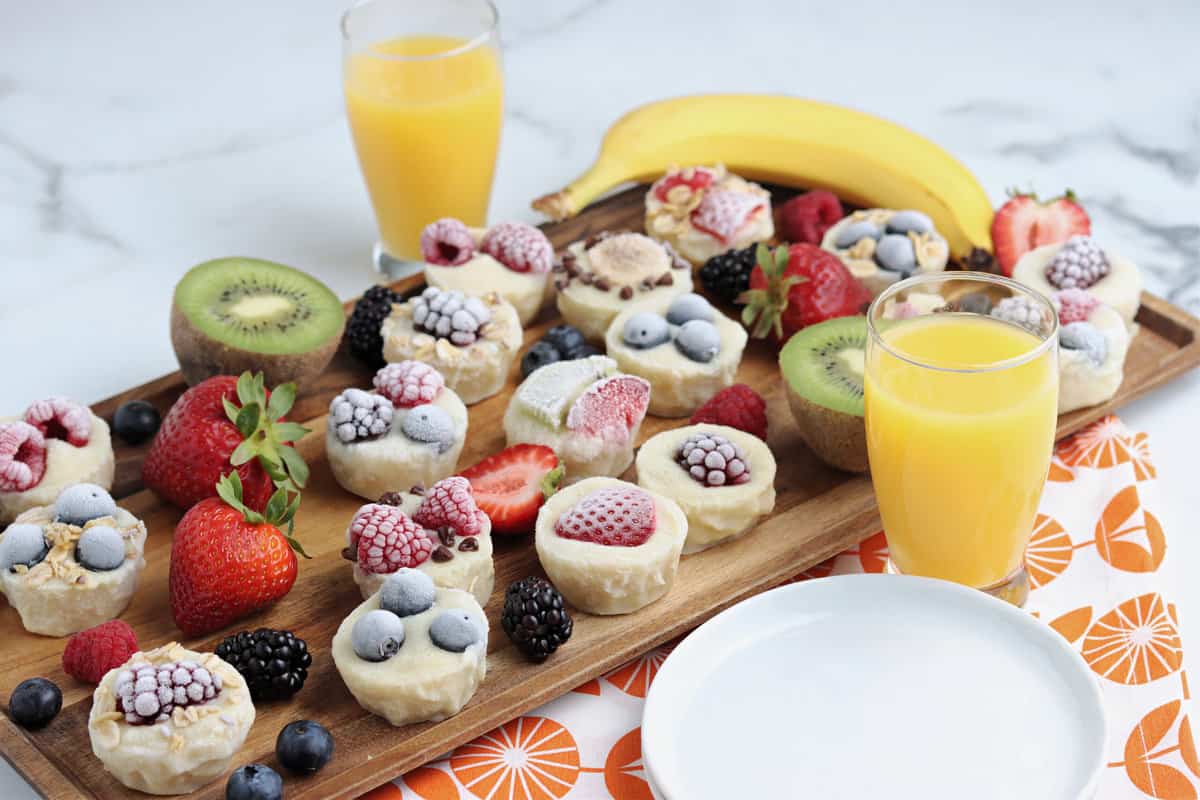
[2,185,1199,799]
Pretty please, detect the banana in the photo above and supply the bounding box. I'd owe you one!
[532,94,994,258]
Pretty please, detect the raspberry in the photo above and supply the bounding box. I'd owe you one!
[1044,235,1109,290]
[565,375,651,443]
[1054,288,1101,325]
[114,659,222,725]
[677,432,752,487]
[481,222,553,274]
[413,476,485,537]
[350,504,434,573]
[690,384,768,440]
[0,422,47,492]
[421,218,476,266]
[24,397,91,447]
[690,189,766,244]
[373,361,445,408]
[62,620,139,684]
[554,486,656,548]
[778,190,844,245]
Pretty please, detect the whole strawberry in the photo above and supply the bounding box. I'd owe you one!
[170,472,305,637]
[738,243,869,345]
[143,372,309,513]
[62,620,139,684]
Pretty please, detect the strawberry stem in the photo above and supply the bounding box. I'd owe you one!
[221,371,310,492]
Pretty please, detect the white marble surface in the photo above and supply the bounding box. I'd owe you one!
[1,0,1198,796]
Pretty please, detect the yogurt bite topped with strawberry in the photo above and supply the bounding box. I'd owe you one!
[421,218,554,326]
[644,164,774,265]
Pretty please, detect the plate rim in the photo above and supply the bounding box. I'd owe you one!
[641,573,1108,800]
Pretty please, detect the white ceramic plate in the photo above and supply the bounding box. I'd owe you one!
[642,574,1106,800]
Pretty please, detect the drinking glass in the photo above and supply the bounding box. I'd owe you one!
[341,0,503,275]
[864,272,1059,606]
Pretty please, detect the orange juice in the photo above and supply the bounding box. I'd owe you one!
[865,314,1058,588]
[344,35,503,261]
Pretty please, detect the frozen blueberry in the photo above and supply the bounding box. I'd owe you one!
[112,400,161,445]
[379,568,436,617]
[874,234,917,272]
[400,404,455,453]
[54,483,117,526]
[833,220,882,249]
[429,609,482,653]
[352,609,405,661]
[665,293,715,325]
[225,764,283,800]
[0,524,48,571]
[957,292,993,315]
[622,313,670,349]
[674,319,722,363]
[76,525,125,571]
[886,210,935,235]
[521,341,562,379]
[1060,321,1108,366]
[9,678,61,730]
[542,325,587,356]
[276,720,334,774]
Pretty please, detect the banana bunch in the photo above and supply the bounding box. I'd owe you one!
[532,94,994,258]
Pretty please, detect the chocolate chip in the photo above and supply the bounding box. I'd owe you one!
[431,545,454,563]
[594,278,611,292]
[458,537,479,552]
[640,278,654,290]
[672,256,690,270]
[579,271,594,285]
[562,252,577,268]
[656,272,674,286]
[377,491,405,506]
[341,547,356,562]
[409,484,425,496]
[555,278,569,291]
[619,286,634,300]
[552,261,565,273]
[437,527,456,547]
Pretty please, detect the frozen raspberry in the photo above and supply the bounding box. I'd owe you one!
[690,189,766,244]
[652,166,716,202]
[1053,288,1101,325]
[349,504,435,574]
[62,620,139,685]
[114,659,222,725]
[677,432,751,487]
[1044,235,1109,290]
[991,295,1051,335]
[24,397,91,447]
[421,218,476,266]
[778,191,844,245]
[565,375,650,444]
[690,384,768,440]
[481,222,554,274]
[413,476,486,538]
[328,388,393,444]
[0,422,47,492]
[555,486,656,548]
[373,361,445,408]
[411,287,491,346]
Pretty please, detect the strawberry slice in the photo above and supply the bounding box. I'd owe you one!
[459,445,563,536]
[566,375,650,443]
[991,189,1091,276]
[691,189,767,244]
[652,166,716,202]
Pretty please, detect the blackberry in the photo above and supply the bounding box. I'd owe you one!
[698,245,756,304]
[215,629,311,702]
[346,285,400,368]
[501,577,573,663]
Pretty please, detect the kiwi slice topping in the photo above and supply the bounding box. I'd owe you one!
[171,258,345,388]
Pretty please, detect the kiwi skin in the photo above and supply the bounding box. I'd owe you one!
[171,302,343,387]
[783,384,868,473]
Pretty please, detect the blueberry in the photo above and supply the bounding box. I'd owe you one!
[673,320,722,363]
[54,483,117,526]
[665,293,715,325]
[400,404,455,453]
[886,210,935,235]
[957,292,993,315]
[380,568,436,617]
[9,678,61,730]
[225,763,283,800]
[352,609,405,661]
[520,341,562,379]
[1060,321,1108,366]
[0,524,48,571]
[76,525,125,571]
[874,234,917,272]
[622,313,670,349]
[563,343,603,360]
[542,325,587,356]
[112,400,160,445]
[429,609,482,653]
[276,720,334,774]
[833,220,882,249]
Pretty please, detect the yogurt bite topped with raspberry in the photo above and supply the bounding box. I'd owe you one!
[421,218,554,326]
[1011,235,1142,331]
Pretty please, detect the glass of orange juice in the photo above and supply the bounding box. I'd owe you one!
[341,0,503,274]
[864,272,1059,606]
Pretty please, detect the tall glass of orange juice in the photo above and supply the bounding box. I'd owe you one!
[864,273,1059,606]
[341,0,503,272]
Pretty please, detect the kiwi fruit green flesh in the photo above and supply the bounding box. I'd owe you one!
[171,257,345,388]
[778,315,868,473]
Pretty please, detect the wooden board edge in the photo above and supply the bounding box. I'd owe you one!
[0,715,94,799]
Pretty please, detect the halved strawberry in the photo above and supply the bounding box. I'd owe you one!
[566,375,650,443]
[991,189,1091,276]
[652,166,716,202]
[458,445,563,536]
[690,189,766,244]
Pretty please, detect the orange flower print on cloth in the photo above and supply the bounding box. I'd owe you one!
[1131,431,1158,482]
[1095,485,1167,573]
[1058,415,1134,468]
[1025,513,1073,589]
[1048,452,1075,482]
[451,716,580,800]
[1050,606,1093,644]
[603,728,653,800]
[1083,593,1183,685]
[1109,700,1200,799]
[401,767,459,800]
[605,644,675,698]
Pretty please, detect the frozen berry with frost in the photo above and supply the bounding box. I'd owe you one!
[54,483,117,525]
[481,222,553,274]
[62,620,139,684]
[411,288,490,346]
[554,486,657,547]
[115,659,222,724]
[329,389,393,444]
[677,432,751,487]
[674,319,722,362]
[0,523,48,571]
[379,568,436,617]
[1053,288,1101,325]
[413,476,485,537]
[420,218,475,266]
[991,295,1051,334]
[566,375,651,443]
[24,397,91,447]
[349,504,434,573]
[76,525,126,571]
[373,361,444,407]
[400,404,455,453]
[1045,235,1109,290]
[352,609,405,661]
[0,422,47,493]
[429,609,482,652]
[1060,321,1108,366]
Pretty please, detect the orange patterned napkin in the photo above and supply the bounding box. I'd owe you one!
[364,416,1193,800]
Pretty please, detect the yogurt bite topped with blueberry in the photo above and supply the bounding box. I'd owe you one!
[821,208,950,298]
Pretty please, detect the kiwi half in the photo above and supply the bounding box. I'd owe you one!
[778,316,868,473]
[171,257,345,388]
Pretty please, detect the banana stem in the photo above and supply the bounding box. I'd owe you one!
[532,156,628,220]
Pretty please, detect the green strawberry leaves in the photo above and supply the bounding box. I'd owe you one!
[540,464,565,501]
[215,471,309,559]
[737,243,805,340]
[222,370,310,493]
